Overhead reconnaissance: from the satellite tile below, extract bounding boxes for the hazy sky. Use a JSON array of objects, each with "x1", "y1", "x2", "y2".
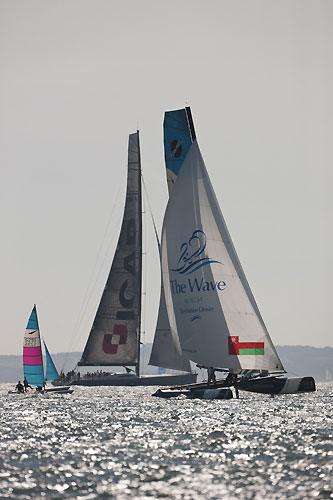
[{"x1": 1, "y1": 0, "x2": 332, "y2": 356}]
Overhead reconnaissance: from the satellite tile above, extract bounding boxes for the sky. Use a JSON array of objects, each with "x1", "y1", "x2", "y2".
[{"x1": 0, "y1": 0, "x2": 332, "y2": 356}]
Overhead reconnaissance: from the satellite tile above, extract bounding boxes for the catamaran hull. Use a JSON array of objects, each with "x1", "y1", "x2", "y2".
[
  {"x1": 45, "y1": 386, "x2": 74, "y2": 394},
  {"x1": 151, "y1": 375, "x2": 316, "y2": 399},
  {"x1": 152, "y1": 387, "x2": 233, "y2": 399},
  {"x1": 238, "y1": 376, "x2": 316, "y2": 395},
  {"x1": 69, "y1": 373, "x2": 197, "y2": 387}
]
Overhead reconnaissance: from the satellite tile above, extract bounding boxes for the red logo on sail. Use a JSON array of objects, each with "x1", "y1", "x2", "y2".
[
  {"x1": 102, "y1": 325, "x2": 128, "y2": 354},
  {"x1": 228, "y1": 336, "x2": 264, "y2": 355}
]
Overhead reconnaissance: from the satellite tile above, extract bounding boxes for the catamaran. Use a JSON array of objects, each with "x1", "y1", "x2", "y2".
[
  {"x1": 23, "y1": 305, "x2": 73, "y2": 394},
  {"x1": 152, "y1": 107, "x2": 316, "y2": 399},
  {"x1": 66, "y1": 132, "x2": 196, "y2": 386}
]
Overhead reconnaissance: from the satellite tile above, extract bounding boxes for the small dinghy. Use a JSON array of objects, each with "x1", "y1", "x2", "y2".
[{"x1": 21, "y1": 305, "x2": 73, "y2": 395}]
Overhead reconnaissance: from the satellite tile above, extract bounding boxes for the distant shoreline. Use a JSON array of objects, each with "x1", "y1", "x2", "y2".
[{"x1": 1, "y1": 345, "x2": 332, "y2": 383}]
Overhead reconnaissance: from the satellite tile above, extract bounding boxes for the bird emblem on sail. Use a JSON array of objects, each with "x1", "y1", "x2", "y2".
[
  {"x1": 228, "y1": 336, "x2": 264, "y2": 355},
  {"x1": 171, "y1": 230, "x2": 222, "y2": 276}
]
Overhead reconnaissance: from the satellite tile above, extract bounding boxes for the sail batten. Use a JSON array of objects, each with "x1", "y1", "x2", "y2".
[{"x1": 79, "y1": 132, "x2": 142, "y2": 368}]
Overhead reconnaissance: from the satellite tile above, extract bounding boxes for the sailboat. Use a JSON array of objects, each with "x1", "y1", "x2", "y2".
[
  {"x1": 153, "y1": 107, "x2": 316, "y2": 399},
  {"x1": 23, "y1": 305, "x2": 73, "y2": 394},
  {"x1": 69, "y1": 131, "x2": 196, "y2": 386}
]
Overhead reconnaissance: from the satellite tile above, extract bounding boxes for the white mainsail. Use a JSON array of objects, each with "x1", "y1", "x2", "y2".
[{"x1": 161, "y1": 140, "x2": 283, "y2": 372}]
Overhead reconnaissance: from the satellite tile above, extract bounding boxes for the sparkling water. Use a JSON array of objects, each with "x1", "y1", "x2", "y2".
[{"x1": 0, "y1": 383, "x2": 332, "y2": 499}]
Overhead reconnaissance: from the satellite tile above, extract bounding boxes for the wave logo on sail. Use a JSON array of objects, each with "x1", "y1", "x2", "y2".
[{"x1": 171, "y1": 230, "x2": 222, "y2": 276}]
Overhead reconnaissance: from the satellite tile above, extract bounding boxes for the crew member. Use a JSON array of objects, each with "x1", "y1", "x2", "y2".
[
  {"x1": 23, "y1": 378, "x2": 32, "y2": 392},
  {"x1": 207, "y1": 367, "x2": 217, "y2": 386},
  {"x1": 15, "y1": 381, "x2": 24, "y2": 393}
]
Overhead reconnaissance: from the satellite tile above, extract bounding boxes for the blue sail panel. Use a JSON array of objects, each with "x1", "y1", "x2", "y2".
[
  {"x1": 164, "y1": 108, "x2": 193, "y2": 177},
  {"x1": 163, "y1": 108, "x2": 195, "y2": 196},
  {"x1": 44, "y1": 341, "x2": 59, "y2": 381},
  {"x1": 24, "y1": 364, "x2": 45, "y2": 386},
  {"x1": 26, "y1": 306, "x2": 39, "y2": 330}
]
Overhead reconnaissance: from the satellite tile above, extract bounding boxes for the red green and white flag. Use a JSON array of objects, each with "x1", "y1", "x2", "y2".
[{"x1": 228, "y1": 336, "x2": 264, "y2": 355}]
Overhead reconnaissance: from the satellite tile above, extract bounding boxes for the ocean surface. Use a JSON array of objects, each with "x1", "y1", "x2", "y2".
[{"x1": 0, "y1": 383, "x2": 332, "y2": 500}]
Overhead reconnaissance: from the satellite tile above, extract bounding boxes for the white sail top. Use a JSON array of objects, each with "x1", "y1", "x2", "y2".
[{"x1": 161, "y1": 141, "x2": 283, "y2": 371}]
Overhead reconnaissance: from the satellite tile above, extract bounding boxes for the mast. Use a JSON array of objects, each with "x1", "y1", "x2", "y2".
[
  {"x1": 185, "y1": 106, "x2": 196, "y2": 142},
  {"x1": 136, "y1": 130, "x2": 142, "y2": 377}
]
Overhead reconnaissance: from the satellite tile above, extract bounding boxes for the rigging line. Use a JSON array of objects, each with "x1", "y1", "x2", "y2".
[
  {"x1": 142, "y1": 175, "x2": 161, "y2": 250},
  {"x1": 61, "y1": 169, "x2": 127, "y2": 371},
  {"x1": 141, "y1": 174, "x2": 162, "y2": 373},
  {"x1": 140, "y1": 189, "x2": 147, "y2": 373}
]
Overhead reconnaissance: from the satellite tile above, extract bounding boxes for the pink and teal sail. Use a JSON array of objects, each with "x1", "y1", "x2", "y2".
[
  {"x1": 23, "y1": 305, "x2": 60, "y2": 386},
  {"x1": 23, "y1": 305, "x2": 44, "y2": 387}
]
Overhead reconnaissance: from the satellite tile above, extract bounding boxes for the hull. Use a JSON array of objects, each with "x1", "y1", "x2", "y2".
[
  {"x1": 238, "y1": 376, "x2": 316, "y2": 395},
  {"x1": 69, "y1": 372, "x2": 197, "y2": 387},
  {"x1": 153, "y1": 387, "x2": 233, "y2": 400},
  {"x1": 45, "y1": 386, "x2": 74, "y2": 394},
  {"x1": 151, "y1": 375, "x2": 316, "y2": 399},
  {"x1": 8, "y1": 387, "x2": 73, "y2": 395}
]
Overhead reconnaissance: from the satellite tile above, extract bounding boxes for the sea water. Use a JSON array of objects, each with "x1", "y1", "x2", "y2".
[{"x1": 0, "y1": 383, "x2": 332, "y2": 500}]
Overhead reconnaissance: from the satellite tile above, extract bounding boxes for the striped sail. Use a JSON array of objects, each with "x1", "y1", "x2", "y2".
[
  {"x1": 79, "y1": 132, "x2": 142, "y2": 369},
  {"x1": 23, "y1": 305, "x2": 44, "y2": 387},
  {"x1": 161, "y1": 140, "x2": 283, "y2": 372},
  {"x1": 44, "y1": 341, "x2": 59, "y2": 381}
]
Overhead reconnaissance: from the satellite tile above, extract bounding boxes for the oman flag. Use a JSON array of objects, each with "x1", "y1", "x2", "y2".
[{"x1": 228, "y1": 336, "x2": 264, "y2": 355}]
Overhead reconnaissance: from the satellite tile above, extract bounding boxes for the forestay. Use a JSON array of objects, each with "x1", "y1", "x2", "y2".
[{"x1": 161, "y1": 141, "x2": 283, "y2": 371}]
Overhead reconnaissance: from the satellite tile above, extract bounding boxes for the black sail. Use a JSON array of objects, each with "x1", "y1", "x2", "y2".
[{"x1": 79, "y1": 132, "x2": 142, "y2": 369}]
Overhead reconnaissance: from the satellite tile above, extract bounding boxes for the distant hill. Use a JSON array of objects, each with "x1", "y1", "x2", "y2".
[
  {"x1": 0, "y1": 345, "x2": 332, "y2": 383},
  {"x1": 275, "y1": 345, "x2": 333, "y2": 382}
]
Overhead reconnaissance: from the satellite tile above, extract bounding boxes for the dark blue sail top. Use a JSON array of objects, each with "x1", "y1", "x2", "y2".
[{"x1": 163, "y1": 107, "x2": 195, "y2": 182}]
